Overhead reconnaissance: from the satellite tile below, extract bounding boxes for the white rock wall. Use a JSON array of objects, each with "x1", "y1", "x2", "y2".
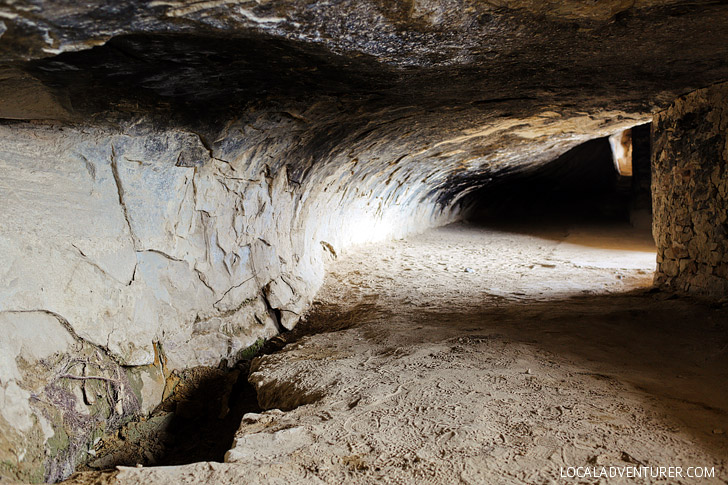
[
  {"x1": 0, "y1": 117, "x2": 458, "y2": 481},
  {"x1": 0, "y1": 102, "x2": 647, "y2": 481}
]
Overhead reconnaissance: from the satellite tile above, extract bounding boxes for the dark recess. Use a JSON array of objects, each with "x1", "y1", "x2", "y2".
[
  {"x1": 462, "y1": 128, "x2": 652, "y2": 225},
  {"x1": 78, "y1": 361, "x2": 261, "y2": 470},
  {"x1": 77, "y1": 303, "x2": 357, "y2": 471}
]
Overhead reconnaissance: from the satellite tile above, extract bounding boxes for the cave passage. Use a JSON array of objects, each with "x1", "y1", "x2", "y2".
[
  {"x1": 72, "y1": 195, "x2": 727, "y2": 484},
  {"x1": 221, "y1": 220, "x2": 726, "y2": 484},
  {"x1": 76, "y1": 132, "x2": 666, "y2": 476},
  {"x1": 2, "y1": 3, "x2": 728, "y2": 484}
]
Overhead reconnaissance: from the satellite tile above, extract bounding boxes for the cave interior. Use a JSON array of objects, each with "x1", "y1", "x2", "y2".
[{"x1": 0, "y1": 1, "x2": 727, "y2": 483}]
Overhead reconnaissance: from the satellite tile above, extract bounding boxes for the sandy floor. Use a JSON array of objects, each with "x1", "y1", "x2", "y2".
[{"x1": 66, "y1": 221, "x2": 728, "y2": 484}]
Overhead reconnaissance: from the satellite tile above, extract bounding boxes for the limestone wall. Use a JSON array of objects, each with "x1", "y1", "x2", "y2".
[
  {"x1": 652, "y1": 82, "x2": 728, "y2": 298},
  {"x1": 0, "y1": 98, "x2": 646, "y2": 481},
  {"x1": 0, "y1": 114, "x2": 452, "y2": 481}
]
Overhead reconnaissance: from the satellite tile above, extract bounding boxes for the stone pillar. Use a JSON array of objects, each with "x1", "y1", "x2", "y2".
[{"x1": 652, "y1": 82, "x2": 728, "y2": 298}]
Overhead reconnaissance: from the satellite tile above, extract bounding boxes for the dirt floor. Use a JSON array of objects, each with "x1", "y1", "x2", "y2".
[{"x1": 64, "y1": 221, "x2": 728, "y2": 484}]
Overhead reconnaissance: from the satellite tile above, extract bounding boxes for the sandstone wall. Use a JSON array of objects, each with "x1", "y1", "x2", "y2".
[
  {"x1": 652, "y1": 82, "x2": 728, "y2": 298},
  {"x1": 0, "y1": 113, "x2": 450, "y2": 481},
  {"x1": 0, "y1": 101, "x2": 647, "y2": 481}
]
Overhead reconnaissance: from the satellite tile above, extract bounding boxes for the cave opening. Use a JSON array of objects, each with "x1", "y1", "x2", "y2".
[
  {"x1": 1, "y1": 3, "x2": 728, "y2": 484},
  {"x1": 464, "y1": 124, "x2": 653, "y2": 228},
  {"x1": 456, "y1": 123, "x2": 658, "y2": 298}
]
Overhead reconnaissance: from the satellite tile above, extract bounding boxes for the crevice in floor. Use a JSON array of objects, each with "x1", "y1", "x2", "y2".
[
  {"x1": 73, "y1": 301, "x2": 370, "y2": 472},
  {"x1": 77, "y1": 361, "x2": 260, "y2": 470}
]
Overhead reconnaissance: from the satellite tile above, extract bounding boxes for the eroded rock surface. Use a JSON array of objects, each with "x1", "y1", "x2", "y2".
[
  {"x1": 1, "y1": 1, "x2": 728, "y2": 481},
  {"x1": 61, "y1": 223, "x2": 728, "y2": 484},
  {"x1": 652, "y1": 81, "x2": 728, "y2": 298},
  {"x1": 0, "y1": 98, "x2": 645, "y2": 483}
]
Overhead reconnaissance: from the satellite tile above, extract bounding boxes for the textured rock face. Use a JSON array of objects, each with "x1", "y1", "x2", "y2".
[
  {"x1": 3, "y1": 0, "x2": 728, "y2": 121},
  {"x1": 652, "y1": 82, "x2": 728, "y2": 298},
  {"x1": 0, "y1": 103, "x2": 644, "y2": 482},
  {"x1": 1, "y1": 1, "x2": 728, "y2": 482}
]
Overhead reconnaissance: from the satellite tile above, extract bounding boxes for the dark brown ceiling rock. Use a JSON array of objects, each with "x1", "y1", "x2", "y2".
[{"x1": 1, "y1": 0, "x2": 728, "y2": 120}]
